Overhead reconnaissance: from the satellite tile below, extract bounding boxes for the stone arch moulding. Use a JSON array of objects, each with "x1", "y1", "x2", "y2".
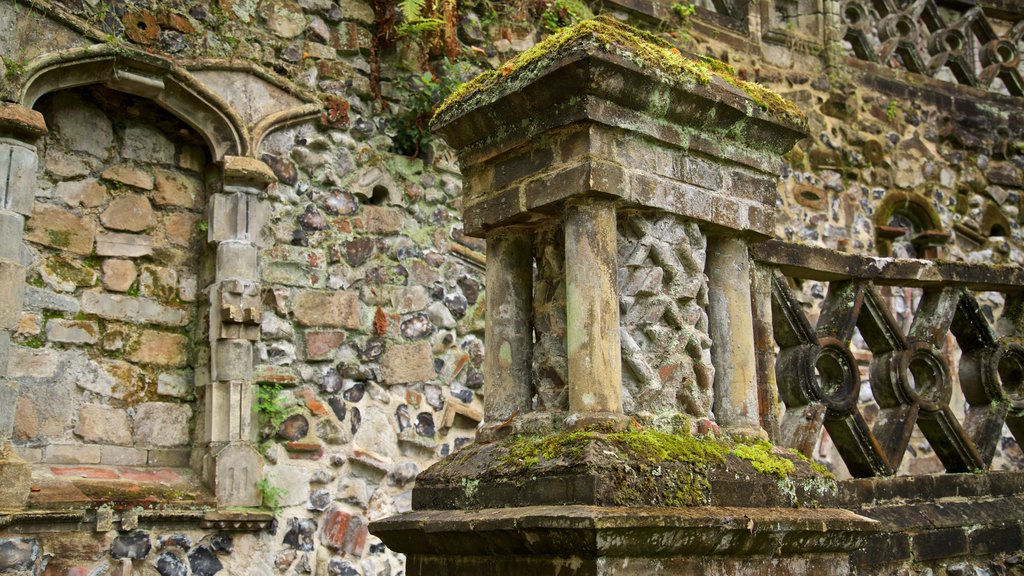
[
  {"x1": 17, "y1": 44, "x2": 249, "y2": 161},
  {"x1": 874, "y1": 190, "x2": 949, "y2": 258}
]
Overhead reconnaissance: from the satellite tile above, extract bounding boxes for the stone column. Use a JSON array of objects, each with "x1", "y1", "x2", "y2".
[
  {"x1": 204, "y1": 155, "x2": 273, "y2": 507},
  {"x1": 751, "y1": 261, "x2": 781, "y2": 441},
  {"x1": 564, "y1": 199, "x2": 626, "y2": 429},
  {"x1": 0, "y1": 103, "x2": 46, "y2": 508},
  {"x1": 707, "y1": 235, "x2": 767, "y2": 438},
  {"x1": 481, "y1": 227, "x2": 533, "y2": 434}
]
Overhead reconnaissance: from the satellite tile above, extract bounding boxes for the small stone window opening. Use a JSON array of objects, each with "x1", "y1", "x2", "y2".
[{"x1": 874, "y1": 192, "x2": 949, "y2": 259}]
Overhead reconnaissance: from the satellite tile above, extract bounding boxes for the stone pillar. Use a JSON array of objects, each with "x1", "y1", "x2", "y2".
[
  {"x1": 481, "y1": 228, "x2": 533, "y2": 433},
  {"x1": 708, "y1": 235, "x2": 767, "y2": 438},
  {"x1": 374, "y1": 18, "x2": 874, "y2": 576},
  {"x1": 564, "y1": 199, "x2": 626, "y2": 429},
  {"x1": 751, "y1": 261, "x2": 782, "y2": 441},
  {"x1": 204, "y1": 155, "x2": 273, "y2": 507},
  {"x1": 0, "y1": 103, "x2": 46, "y2": 509}
]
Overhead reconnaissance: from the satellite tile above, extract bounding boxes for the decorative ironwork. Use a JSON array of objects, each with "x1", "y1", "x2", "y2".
[
  {"x1": 757, "y1": 240, "x2": 1024, "y2": 477},
  {"x1": 841, "y1": 0, "x2": 1024, "y2": 95}
]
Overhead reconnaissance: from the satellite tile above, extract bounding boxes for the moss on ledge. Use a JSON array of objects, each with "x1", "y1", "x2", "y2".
[
  {"x1": 432, "y1": 15, "x2": 805, "y2": 129},
  {"x1": 418, "y1": 430, "x2": 835, "y2": 510}
]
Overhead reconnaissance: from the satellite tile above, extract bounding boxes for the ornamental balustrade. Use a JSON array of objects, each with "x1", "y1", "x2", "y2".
[{"x1": 755, "y1": 240, "x2": 1024, "y2": 477}]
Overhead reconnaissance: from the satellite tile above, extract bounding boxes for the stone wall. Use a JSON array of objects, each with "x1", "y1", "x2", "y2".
[{"x1": 0, "y1": 0, "x2": 1022, "y2": 575}]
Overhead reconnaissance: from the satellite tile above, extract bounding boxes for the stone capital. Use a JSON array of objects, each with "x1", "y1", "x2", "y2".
[{"x1": 0, "y1": 103, "x2": 47, "y2": 140}]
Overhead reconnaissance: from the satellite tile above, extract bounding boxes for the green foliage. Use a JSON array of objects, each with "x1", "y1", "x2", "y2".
[
  {"x1": 396, "y1": 0, "x2": 450, "y2": 37},
  {"x1": 887, "y1": 99, "x2": 898, "y2": 123},
  {"x1": 196, "y1": 220, "x2": 209, "y2": 233},
  {"x1": 21, "y1": 335, "x2": 45, "y2": 349},
  {"x1": 392, "y1": 58, "x2": 478, "y2": 157},
  {"x1": 2, "y1": 57, "x2": 25, "y2": 80},
  {"x1": 255, "y1": 477, "x2": 287, "y2": 514},
  {"x1": 540, "y1": 0, "x2": 593, "y2": 32},
  {"x1": 672, "y1": 2, "x2": 697, "y2": 19},
  {"x1": 255, "y1": 383, "x2": 289, "y2": 428}
]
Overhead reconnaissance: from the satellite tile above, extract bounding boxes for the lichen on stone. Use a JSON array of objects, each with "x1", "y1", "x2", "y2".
[{"x1": 431, "y1": 15, "x2": 806, "y2": 128}]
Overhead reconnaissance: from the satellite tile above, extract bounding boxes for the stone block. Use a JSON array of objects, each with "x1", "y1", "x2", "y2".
[
  {"x1": 122, "y1": 123, "x2": 175, "y2": 164},
  {"x1": 102, "y1": 259, "x2": 137, "y2": 292},
  {"x1": 74, "y1": 404, "x2": 132, "y2": 445},
  {"x1": 45, "y1": 91, "x2": 114, "y2": 159},
  {"x1": 157, "y1": 372, "x2": 192, "y2": 398},
  {"x1": 0, "y1": 330, "x2": 9, "y2": 376},
  {"x1": 303, "y1": 330, "x2": 346, "y2": 360},
  {"x1": 216, "y1": 242, "x2": 258, "y2": 281},
  {"x1": 56, "y1": 178, "x2": 108, "y2": 208},
  {"x1": 126, "y1": 330, "x2": 189, "y2": 367},
  {"x1": 0, "y1": 261, "x2": 26, "y2": 330},
  {"x1": 209, "y1": 193, "x2": 264, "y2": 242},
  {"x1": 381, "y1": 342, "x2": 435, "y2": 385},
  {"x1": 148, "y1": 448, "x2": 190, "y2": 467},
  {"x1": 0, "y1": 142, "x2": 39, "y2": 216},
  {"x1": 81, "y1": 292, "x2": 188, "y2": 326},
  {"x1": 292, "y1": 290, "x2": 360, "y2": 328},
  {"x1": 212, "y1": 443, "x2": 263, "y2": 507},
  {"x1": 23, "y1": 286, "x2": 80, "y2": 313},
  {"x1": 46, "y1": 319, "x2": 99, "y2": 344},
  {"x1": 24, "y1": 204, "x2": 95, "y2": 255},
  {"x1": 7, "y1": 346, "x2": 59, "y2": 378},
  {"x1": 391, "y1": 285, "x2": 428, "y2": 314},
  {"x1": 132, "y1": 402, "x2": 192, "y2": 447},
  {"x1": 0, "y1": 211, "x2": 24, "y2": 262},
  {"x1": 95, "y1": 232, "x2": 153, "y2": 257},
  {"x1": 99, "y1": 445, "x2": 148, "y2": 466},
  {"x1": 101, "y1": 164, "x2": 154, "y2": 190},
  {"x1": 45, "y1": 443, "x2": 101, "y2": 464},
  {"x1": 321, "y1": 507, "x2": 368, "y2": 555},
  {"x1": 100, "y1": 194, "x2": 154, "y2": 232},
  {"x1": 153, "y1": 169, "x2": 199, "y2": 208},
  {"x1": 0, "y1": 450, "x2": 31, "y2": 506},
  {"x1": 214, "y1": 339, "x2": 253, "y2": 382},
  {"x1": 40, "y1": 255, "x2": 98, "y2": 291},
  {"x1": 260, "y1": 245, "x2": 327, "y2": 288},
  {"x1": 362, "y1": 206, "x2": 405, "y2": 233},
  {"x1": 0, "y1": 379, "x2": 15, "y2": 438},
  {"x1": 165, "y1": 213, "x2": 196, "y2": 248}
]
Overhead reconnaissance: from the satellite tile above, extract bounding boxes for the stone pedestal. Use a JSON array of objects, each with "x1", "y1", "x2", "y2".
[{"x1": 372, "y1": 17, "x2": 876, "y2": 574}]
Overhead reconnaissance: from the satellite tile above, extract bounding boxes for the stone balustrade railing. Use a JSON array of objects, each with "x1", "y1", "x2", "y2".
[{"x1": 753, "y1": 239, "x2": 1024, "y2": 477}]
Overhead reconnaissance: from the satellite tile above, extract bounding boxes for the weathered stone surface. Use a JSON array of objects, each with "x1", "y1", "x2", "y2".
[
  {"x1": 101, "y1": 165, "x2": 155, "y2": 190},
  {"x1": 102, "y1": 259, "x2": 137, "y2": 292},
  {"x1": 56, "y1": 178, "x2": 108, "y2": 208},
  {"x1": 362, "y1": 206, "x2": 405, "y2": 233},
  {"x1": 157, "y1": 372, "x2": 191, "y2": 398},
  {"x1": 81, "y1": 292, "x2": 188, "y2": 326},
  {"x1": 292, "y1": 290, "x2": 360, "y2": 328},
  {"x1": 44, "y1": 92, "x2": 114, "y2": 160},
  {"x1": 282, "y1": 517, "x2": 317, "y2": 551},
  {"x1": 153, "y1": 169, "x2": 199, "y2": 208},
  {"x1": 0, "y1": 261, "x2": 26, "y2": 330},
  {"x1": 132, "y1": 402, "x2": 192, "y2": 447},
  {"x1": 278, "y1": 414, "x2": 309, "y2": 441},
  {"x1": 74, "y1": 404, "x2": 131, "y2": 445},
  {"x1": 164, "y1": 212, "x2": 196, "y2": 246},
  {"x1": 0, "y1": 453, "x2": 31, "y2": 508},
  {"x1": 47, "y1": 319, "x2": 99, "y2": 344},
  {"x1": 7, "y1": 346, "x2": 59, "y2": 378},
  {"x1": 24, "y1": 204, "x2": 95, "y2": 255},
  {"x1": 95, "y1": 232, "x2": 154, "y2": 257},
  {"x1": 40, "y1": 255, "x2": 98, "y2": 291},
  {"x1": 156, "y1": 551, "x2": 188, "y2": 576},
  {"x1": 304, "y1": 330, "x2": 345, "y2": 360},
  {"x1": 100, "y1": 194, "x2": 154, "y2": 232},
  {"x1": 126, "y1": 330, "x2": 189, "y2": 367},
  {"x1": 381, "y1": 342, "x2": 435, "y2": 385},
  {"x1": 0, "y1": 537, "x2": 38, "y2": 572},
  {"x1": 110, "y1": 532, "x2": 151, "y2": 560},
  {"x1": 322, "y1": 507, "x2": 368, "y2": 555},
  {"x1": 44, "y1": 443, "x2": 101, "y2": 464},
  {"x1": 188, "y1": 545, "x2": 223, "y2": 576},
  {"x1": 122, "y1": 123, "x2": 175, "y2": 164}
]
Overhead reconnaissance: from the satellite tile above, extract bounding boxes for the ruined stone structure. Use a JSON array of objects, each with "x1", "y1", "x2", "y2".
[{"x1": 0, "y1": 0, "x2": 1022, "y2": 574}]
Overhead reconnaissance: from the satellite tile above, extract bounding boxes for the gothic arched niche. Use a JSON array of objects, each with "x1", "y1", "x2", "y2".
[{"x1": 874, "y1": 191, "x2": 948, "y2": 259}]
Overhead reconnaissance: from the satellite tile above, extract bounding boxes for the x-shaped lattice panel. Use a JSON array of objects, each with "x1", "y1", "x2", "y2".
[
  {"x1": 841, "y1": 0, "x2": 1024, "y2": 96},
  {"x1": 772, "y1": 273, "x2": 1024, "y2": 477}
]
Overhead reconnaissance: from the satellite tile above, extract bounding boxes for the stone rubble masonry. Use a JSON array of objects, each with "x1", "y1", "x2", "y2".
[
  {"x1": 95, "y1": 232, "x2": 154, "y2": 258},
  {"x1": 132, "y1": 403, "x2": 192, "y2": 448},
  {"x1": 381, "y1": 342, "x2": 435, "y2": 385},
  {"x1": 74, "y1": 404, "x2": 132, "y2": 446},
  {"x1": 81, "y1": 291, "x2": 188, "y2": 326},
  {"x1": 100, "y1": 194, "x2": 155, "y2": 232},
  {"x1": 24, "y1": 204, "x2": 96, "y2": 255}
]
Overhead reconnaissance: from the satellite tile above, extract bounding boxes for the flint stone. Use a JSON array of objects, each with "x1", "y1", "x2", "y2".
[
  {"x1": 0, "y1": 538, "x2": 38, "y2": 572},
  {"x1": 156, "y1": 551, "x2": 188, "y2": 576},
  {"x1": 188, "y1": 545, "x2": 223, "y2": 576},
  {"x1": 283, "y1": 517, "x2": 317, "y2": 551},
  {"x1": 110, "y1": 531, "x2": 151, "y2": 560}
]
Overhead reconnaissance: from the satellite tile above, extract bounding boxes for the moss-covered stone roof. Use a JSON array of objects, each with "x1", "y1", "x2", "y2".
[{"x1": 432, "y1": 15, "x2": 806, "y2": 129}]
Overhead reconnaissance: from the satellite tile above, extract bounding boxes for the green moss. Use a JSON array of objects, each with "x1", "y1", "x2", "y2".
[
  {"x1": 46, "y1": 230, "x2": 72, "y2": 249},
  {"x1": 21, "y1": 335, "x2": 45, "y2": 349},
  {"x1": 432, "y1": 16, "x2": 805, "y2": 127},
  {"x1": 731, "y1": 440, "x2": 795, "y2": 478}
]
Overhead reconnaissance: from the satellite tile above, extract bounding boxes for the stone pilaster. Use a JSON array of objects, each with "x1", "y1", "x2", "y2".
[
  {"x1": 203, "y1": 155, "x2": 274, "y2": 507},
  {"x1": 0, "y1": 103, "x2": 46, "y2": 509}
]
